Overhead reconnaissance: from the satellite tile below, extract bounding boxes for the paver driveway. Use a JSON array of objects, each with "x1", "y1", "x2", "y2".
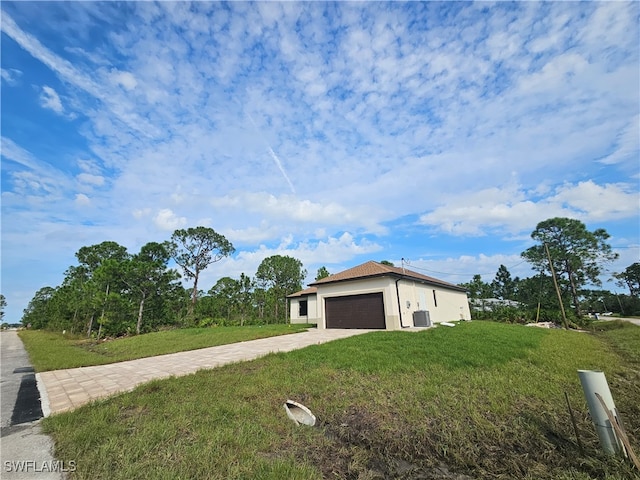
[{"x1": 37, "y1": 328, "x2": 373, "y2": 416}]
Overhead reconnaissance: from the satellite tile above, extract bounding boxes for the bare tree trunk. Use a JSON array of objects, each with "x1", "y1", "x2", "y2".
[
  {"x1": 567, "y1": 269, "x2": 582, "y2": 317},
  {"x1": 136, "y1": 292, "x2": 146, "y2": 335},
  {"x1": 189, "y1": 273, "x2": 199, "y2": 317},
  {"x1": 545, "y1": 243, "x2": 569, "y2": 330},
  {"x1": 71, "y1": 308, "x2": 78, "y2": 334},
  {"x1": 87, "y1": 314, "x2": 94, "y2": 338},
  {"x1": 274, "y1": 298, "x2": 278, "y2": 324},
  {"x1": 98, "y1": 284, "x2": 109, "y2": 340}
]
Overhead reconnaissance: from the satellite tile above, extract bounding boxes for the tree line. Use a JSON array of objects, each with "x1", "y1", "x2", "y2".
[
  {"x1": 20, "y1": 227, "x2": 310, "y2": 337},
  {"x1": 13, "y1": 217, "x2": 639, "y2": 335},
  {"x1": 459, "y1": 218, "x2": 639, "y2": 324}
]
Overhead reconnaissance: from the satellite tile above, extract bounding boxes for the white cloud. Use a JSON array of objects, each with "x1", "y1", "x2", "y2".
[
  {"x1": 578, "y1": 2, "x2": 638, "y2": 54},
  {"x1": 39, "y1": 85, "x2": 64, "y2": 114},
  {"x1": 553, "y1": 181, "x2": 638, "y2": 220},
  {"x1": 74, "y1": 193, "x2": 91, "y2": 206},
  {"x1": 599, "y1": 115, "x2": 640, "y2": 166},
  {"x1": 1, "y1": 67, "x2": 22, "y2": 85},
  {"x1": 404, "y1": 254, "x2": 529, "y2": 284},
  {"x1": 1, "y1": 137, "x2": 71, "y2": 193},
  {"x1": 198, "y1": 231, "x2": 382, "y2": 289},
  {"x1": 517, "y1": 52, "x2": 589, "y2": 95},
  {"x1": 211, "y1": 192, "x2": 386, "y2": 234},
  {"x1": 222, "y1": 223, "x2": 283, "y2": 244},
  {"x1": 1, "y1": 11, "x2": 158, "y2": 137},
  {"x1": 292, "y1": 232, "x2": 382, "y2": 265},
  {"x1": 132, "y1": 208, "x2": 151, "y2": 219},
  {"x1": 153, "y1": 208, "x2": 186, "y2": 231},
  {"x1": 64, "y1": 46, "x2": 109, "y2": 66},
  {"x1": 1, "y1": 136, "x2": 40, "y2": 170},
  {"x1": 77, "y1": 158, "x2": 103, "y2": 174},
  {"x1": 111, "y1": 69, "x2": 137, "y2": 90},
  {"x1": 419, "y1": 181, "x2": 638, "y2": 236},
  {"x1": 76, "y1": 172, "x2": 105, "y2": 186}
]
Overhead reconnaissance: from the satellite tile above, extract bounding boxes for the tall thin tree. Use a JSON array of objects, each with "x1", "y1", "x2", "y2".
[{"x1": 169, "y1": 227, "x2": 235, "y2": 317}]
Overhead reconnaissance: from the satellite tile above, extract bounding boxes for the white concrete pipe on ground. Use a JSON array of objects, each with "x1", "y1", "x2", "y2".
[{"x1": 577, "y1": 370, "x2": 623, "y2": 455}]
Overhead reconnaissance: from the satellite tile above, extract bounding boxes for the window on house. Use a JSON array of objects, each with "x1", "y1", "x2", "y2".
[
  {"x1": 432, "y1": 290, "x2": 438, "y2": 307},
  {"x1": 299, "y1": 300, "x2": 308, "y2": 317}
]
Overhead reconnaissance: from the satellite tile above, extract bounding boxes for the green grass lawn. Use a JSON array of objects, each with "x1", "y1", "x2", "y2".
[
  {"x1": 19, "y1": 324, "x2": 310, "y2": 371},
  {"x1": 42, "y1": 321, "x2": 640, "y2": 479}
]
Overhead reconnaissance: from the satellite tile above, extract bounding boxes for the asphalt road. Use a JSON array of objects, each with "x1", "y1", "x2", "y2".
[{"x1": 1, "y1": 330, "x2": 67, "y2": 479}]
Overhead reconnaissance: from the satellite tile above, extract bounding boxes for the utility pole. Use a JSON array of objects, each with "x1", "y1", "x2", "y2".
[{"x1": 545, "y1": 242, "x2": 569, "y2": 330}]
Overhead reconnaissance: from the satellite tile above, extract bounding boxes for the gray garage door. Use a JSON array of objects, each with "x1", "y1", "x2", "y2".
[{"x1": 325, "y1": 293, "x2": 386, "y2": 329}]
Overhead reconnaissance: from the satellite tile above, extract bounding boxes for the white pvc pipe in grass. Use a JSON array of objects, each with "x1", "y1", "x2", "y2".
[{"x1": 577, "y1": 370, "x2": 622, "y2": 455}]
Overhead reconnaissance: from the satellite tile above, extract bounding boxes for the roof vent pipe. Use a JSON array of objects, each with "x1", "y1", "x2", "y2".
[{"x1": 577, "y1": 370, "x2": 624, "y2": 455}]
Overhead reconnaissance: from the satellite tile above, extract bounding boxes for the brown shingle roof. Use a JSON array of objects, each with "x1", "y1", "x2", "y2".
[
  {"x1": 286, "y1": 286, "x2": 318, "y2": 298},
  {"x1": 308, "y1": 261, "x2": 465, "y2": 292}
]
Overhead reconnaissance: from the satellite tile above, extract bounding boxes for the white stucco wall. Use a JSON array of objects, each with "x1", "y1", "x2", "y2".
[
  {"x1": 289, "y1": 295, "x2": 319, "y2": 324},
  {"x1": 396, "y1": 280, "x2": 471, "y2": 325}
]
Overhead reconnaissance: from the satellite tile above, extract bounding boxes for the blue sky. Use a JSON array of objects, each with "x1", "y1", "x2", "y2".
[{"x1": 1, "y1": 1, "x2": 638, "y2": 323}]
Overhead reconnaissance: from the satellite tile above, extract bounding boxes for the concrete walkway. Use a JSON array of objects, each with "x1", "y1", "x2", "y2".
[{"x1": 38, "y1": 328, "x2": 373, "y2": 416}]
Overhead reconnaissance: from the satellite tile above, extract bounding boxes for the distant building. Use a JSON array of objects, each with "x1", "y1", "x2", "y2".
[{"x1": 469, "y1": 298, "x2": 522, "y2": 312}]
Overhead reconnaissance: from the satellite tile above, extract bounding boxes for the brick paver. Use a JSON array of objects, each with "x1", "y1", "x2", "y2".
[{"x1": 37, "y1": 328, "x2": 373, "y2": 416}]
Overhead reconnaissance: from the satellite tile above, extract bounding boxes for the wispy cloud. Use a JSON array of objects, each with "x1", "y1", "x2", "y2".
[
  {"x1": 1, "y1": 136, "x2": 42, "y2": 170},
  {"x1": 1, "y1": 10, "x2": 158, "y2": 138},
  {"x1": 74, "y1": 193, "x2": 91, "y2": 207},
  {"x1": 210, "y1": 192, "x2": 386, "y2": 235},
  {"x1": 1, "y1": 67, "x2": 22, "y2": 85},
  {"x1": 1, "y1": 12, "x2": 101, "y2": 96},
  {"x1": 110, "y1": 69, "x2": 137, "y2": 91},
  {"x1": 599, "y1": 115, "x2": 640, "y2": 166},
  {"x1": 419, "y1": 181, "x2": 638, "y2": 236},
  {"x1": 267, "y1": 147, "x2": 296, "y2": 195},
  {"x1": 1, "y1": 137, "x2": 70, "y2": 193},
  {"x1": 246, "y1": 112, "x2": 296, "y2": 194},
  {"x1": 210, "y1": 231, "x2": 382, "y2": 286},
  {"x1": 39, "y1": 85, "x2": 64, "y2": 114},
  {"x1": 76, "y1": 173, "x2": 105, "y2": 187}
]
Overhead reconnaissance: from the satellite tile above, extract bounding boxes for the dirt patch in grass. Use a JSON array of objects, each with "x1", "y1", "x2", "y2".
[
  {"x1": 297, "y1": 406, "x2": 474, "y2": 480},
  {"x1": 291, "y1": 394, "x2": 640, "y2": 480}
]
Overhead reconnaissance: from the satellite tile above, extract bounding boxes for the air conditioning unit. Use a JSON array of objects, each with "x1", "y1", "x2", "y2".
[{"x1": 413, "y1": 310, "x2": 431, "y2": 327}]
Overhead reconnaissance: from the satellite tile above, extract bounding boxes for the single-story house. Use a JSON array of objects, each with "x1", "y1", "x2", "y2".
[{"x1": 288, "y1": 261, "x2": 471, "y2": 330}]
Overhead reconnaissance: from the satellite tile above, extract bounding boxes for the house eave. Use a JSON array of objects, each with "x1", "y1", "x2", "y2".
[{"x1": 309, "y1": 272, "x2": 467, "y2": 293}]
